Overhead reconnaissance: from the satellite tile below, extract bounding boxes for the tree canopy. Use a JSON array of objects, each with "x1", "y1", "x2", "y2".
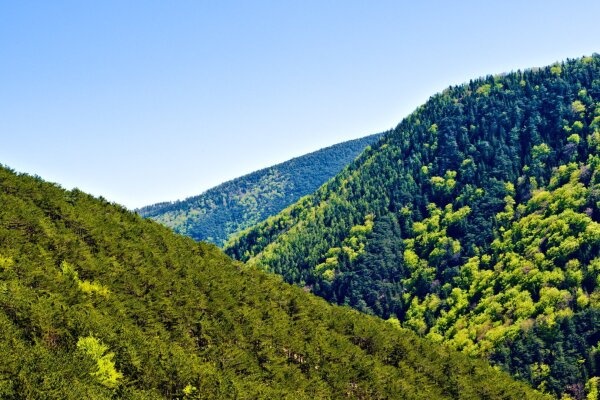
[
  {"x1": 225, "y1": 54, "x2": 600, "y2": 399},
  {"x1": 0, "y1": 165, "x2": 543, "y2": 398}
]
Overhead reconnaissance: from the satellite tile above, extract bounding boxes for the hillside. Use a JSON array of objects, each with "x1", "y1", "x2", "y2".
[
  {"x1": 137, "y1": 134, "x2": 381, "y2": 246},
  {"x1": 225, "y1": 55, "x2": 600, "y2": 398},
  {"x1": 0, "y1": 165, "x2": 544, "y2": 399}
]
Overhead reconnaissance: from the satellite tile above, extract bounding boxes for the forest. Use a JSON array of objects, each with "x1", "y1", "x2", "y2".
[
  {"x1": 225, "y1": 55, "x2": 600, "y2": 399},
  {"x1": 137, "y1": 133, "x2": 381, "y2": 246},
  {"x1": 0, "y1": 165, "x2": 543, "y2": 398}
]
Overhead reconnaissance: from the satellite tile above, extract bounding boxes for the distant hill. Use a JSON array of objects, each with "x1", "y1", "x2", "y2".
[
  {"x1": 225, "y1": 55, "x2": 600, "y2": 398},
  {"x1": 137, "y1": 134, "x2": 382, "y2": 246},
  {"x1": 0, "y1": 164, "x2": 545, "y2": 399}
]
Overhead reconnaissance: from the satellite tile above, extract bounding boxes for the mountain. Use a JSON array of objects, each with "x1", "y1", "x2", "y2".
[
  {"x1": 225, "y1": 55, "x2": 600, "y2": 398},
  {"x1": 137, "y1": 134, "x2": 382, "y2": 246},
  {"x1": 0, "y1": 165, "x2": 544, "y2": 399}
]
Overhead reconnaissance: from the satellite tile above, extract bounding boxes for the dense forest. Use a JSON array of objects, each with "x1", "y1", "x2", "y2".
[
  {"x1": 0, "y1": 165, "x2": 544, "y2": 399},
  {"x1": 225, "y1": 55, "x2": 600, "y2": 399},
  {"x1": 137, "y1": 134, "x2": 381, "y2": 246}
]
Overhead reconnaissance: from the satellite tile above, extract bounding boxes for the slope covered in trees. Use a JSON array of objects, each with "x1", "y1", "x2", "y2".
[
  {"x1": 225, "y1": 55, "x2": 600, "y2": 398},
  {"x1": 137, "y1": 134, "x2": 381, "y2": 246},
  {"x1": 0, "y1": 165, "x2": 543, "y2": 399}
]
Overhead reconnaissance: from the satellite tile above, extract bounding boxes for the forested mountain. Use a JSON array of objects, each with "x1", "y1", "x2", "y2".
[
  {"x1": 0, "y1": 165, "x2": 544, "y2": 399},
  {"x1": 225, "y1": 55, "x2": 600, "y2": 399},
  {"x1": 137, "y1": 134, "x2": 381, "y2": 246}
]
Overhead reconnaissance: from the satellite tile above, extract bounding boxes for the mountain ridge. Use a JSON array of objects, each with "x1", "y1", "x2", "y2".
[{"x1": 137, "y1": 133, "x2": 382, "y2": 246}]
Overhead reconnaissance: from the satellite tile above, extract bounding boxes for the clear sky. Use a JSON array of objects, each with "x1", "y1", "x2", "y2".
[{"x1": 1, "y1": 1, "x2": 599, "y2": 208}]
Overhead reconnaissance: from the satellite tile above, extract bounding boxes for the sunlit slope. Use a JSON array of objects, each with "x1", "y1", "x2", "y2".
[
  {"x1": 0, "y1": 165, "x2": 544, "y2": 399},
  {"x1": 225, "y1": 54, "x2": 600, "y2": 398}
]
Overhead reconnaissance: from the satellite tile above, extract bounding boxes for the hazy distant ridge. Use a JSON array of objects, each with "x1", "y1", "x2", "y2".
[{"x1": 137, "y1": 133, "x2": 382, "y2": 245}]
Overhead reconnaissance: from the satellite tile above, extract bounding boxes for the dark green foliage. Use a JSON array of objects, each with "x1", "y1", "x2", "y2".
[
  {"x1": 324, "y1": 213, "x2": 407, "y2": 318},
  {"x1": 490, "y1": 309, "x2": 600, "y2": 396},
  {"x1": 0, "y1": 166, "x2": 543, "y2": 398},
  {"x1": 225, "y1": 54, "x2": 600, "y2": 397},
  {"x1": 137, "y1": 134, "x2": 381, "y2": 246}
]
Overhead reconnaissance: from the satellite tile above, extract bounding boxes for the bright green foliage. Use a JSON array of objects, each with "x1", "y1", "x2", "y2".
[
  {"x1": 423, "y1": 163, "x2": 600, "y2": 361},
  {"x1": 62, "y1": 261, "x2": 110, "y2": 297},
  {"x1": 476, "y1": 83, "x2": 492, "y2": 96},
  {"x1": 315, "y1": 213, "x2": 374, "y2": 280},
  {"x1": 586, "y1": 377, "x2": 599, "y2": 400},
  {"x1": 182, "y1": 384, "x2": 197, "y2": 397},
  {"x1": 430, "y1": 170, "x2": 457, "y2": 198},
  {"x1": 551, "y1": 64, "x2": 562, "y2": 76},
  {"x1": 0, "y1": 166, "x2": 543, "y2": 399},
  {"x1": 137, "y1": 134, "x2": 381, "y2": 246},
  {"x1": 0, "y1": 256, "x2": 13, "y2": 270},
  {"x1": 573, "y1": 100, "x2": 587, "y2": 114},
  {"x1": 568, "y1": 133, "x2": 581, "y2": 144},
  {"x1": 77, "y1": 336, "x2": 123, "y2": 388},
  {"x1": 225, "y1": 54, "x2": 600, "y2": 398}
]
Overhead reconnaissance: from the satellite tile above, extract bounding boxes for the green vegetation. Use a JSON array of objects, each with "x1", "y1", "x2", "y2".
[
  {"x1": 225, "y1": 54, "x2": 600, "y2": 398},
  {"x1": 0, "y1": 165, "x2": 542, "y2": 398},
  {"x1": 137, "y1": 134, "x2": 381, "y2": 246}
]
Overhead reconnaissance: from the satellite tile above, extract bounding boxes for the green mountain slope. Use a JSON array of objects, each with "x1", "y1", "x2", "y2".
[
  {"x1": 0, "y1": 165, "x2": 543, "y2": 399},
  {"x1": 137, "y1": 134, "x2": 381, "y2": 246},
  {"x1": 225, "y1": 55, "x2": 600, "y2": 398}
]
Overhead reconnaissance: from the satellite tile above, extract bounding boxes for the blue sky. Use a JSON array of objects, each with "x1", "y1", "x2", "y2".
[{"x1": 1, "y1": 1, "x2": 599, "y2": 208}]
